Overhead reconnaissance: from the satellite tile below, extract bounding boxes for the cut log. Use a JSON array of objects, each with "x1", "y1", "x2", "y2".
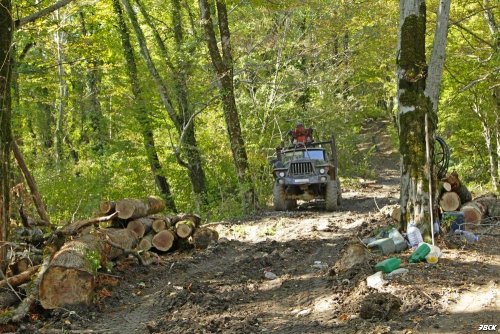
[
  {"x1": 0, "y1": 265, "x2": 40, "y2": 289},
  {"x1": 136, "y1": 234, "x2": 153, "y2": 252},
  {"x1": 127, "y1": 218, "x2": 153, "y2": 238},
  {"x1": 115, "y1": 196, "x2": 165, "y2": 220},
  {"x1": 474, "y1": 196, "x2": 499, "y2": 216},
  {"x1": 192, "y1": 228, "x2": 219, "y2": 249},
  {"x1": 152, "y1": 219, "x2": 166, "y2": 232},
  {"x1": 175, "y1": 220, "x2": 196, "y2": 239},
  {"x1": 439, "y1": 192, "x2": 461, "y2": 212},
  {"x1": 152, "y1": 230, "x2": 176, "y2": 252},
  {"x1": 455, "y1": 184, "x2": 472, "y2": 204},
  {"x1": 461, "y1": 201, "x2": 487, "y2": 224},
  {"x1": 39, "y1": 229, "x2": 138, "y2": 309},
  {"x1": 99, "y1": 200, "x2": 116, "y2": 215},
  {"x1": 442, "y1": 182, "x2": 452, "y2": 192},
  {"x1": 12, "y1": 140, "x2": 51, "y2": 226},
  {"x1": 174, "y1": 213, "x2": 201, "y2": 227}
]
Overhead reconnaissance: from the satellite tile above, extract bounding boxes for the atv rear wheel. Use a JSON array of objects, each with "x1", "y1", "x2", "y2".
[{"x1": 325, "y1": 180, "x2": 338, "y2": 211}]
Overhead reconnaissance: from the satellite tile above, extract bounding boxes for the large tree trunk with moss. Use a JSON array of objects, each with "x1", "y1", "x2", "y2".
[
  {"x1": 199, "y1": 0, "x2": 256, "y2": 209},
  {"x1": 398, "y1": 0, "x2": 450, "y2": 239},
  {"x1": 112, "y1": 0, "x2": 177, "y2": 212},
  {"x1": 0, "y1": 0, "x2": 13, "y2": 271},
  {"x1": 397, "y1": 0, "x2": 433, "y2": 237}
]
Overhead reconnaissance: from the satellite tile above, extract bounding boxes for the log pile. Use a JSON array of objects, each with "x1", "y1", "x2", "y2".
[
  {"x1": 460, "y1": 195, "x2": 500, "y2": 224},
  {"x1": 439, "y1": 172, "x2": 500, "y2": 224},
  {"x1": 439, "y1": 172, "x2": 472, "y2": 213},
  {"x1": 1, "y1": 196, "x2": 219, "y2": 314}
]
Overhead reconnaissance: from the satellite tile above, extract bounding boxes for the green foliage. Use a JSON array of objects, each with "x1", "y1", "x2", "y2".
[
  {"x1": 85, "y1": 249, "x2": 102, "y2": 275},
  {"x1": 9, "y1": 0, "x2": 498, "y2": 226}
]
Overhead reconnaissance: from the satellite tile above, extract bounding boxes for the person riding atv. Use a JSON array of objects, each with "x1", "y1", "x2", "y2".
[{"x1": 271, "y1": 124, "x2": 341, "y2": 211}]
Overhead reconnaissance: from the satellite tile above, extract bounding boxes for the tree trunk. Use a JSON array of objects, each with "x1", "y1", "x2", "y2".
[
  {"x1": 12, "y1": 141, "x2": 51, "y2": 225},
  {"x1": 0, "y1": 0, "x2": 13, "y2": 271},
  {"x1": 53, "y1": 9, "x2": 68, "y2": 166},
  {"x1": 79, "y1": 11, "x2": 106, "y2": 153},
  {"x1": 199, "y1": 0, "x2": 255, "y2": 209},
  {"x1": 151, "y1": 230, "x2": 176, "y2": 252},
  {"x1": 472, "y1": 101, "x2": 499, "y2": 192},
  {"x1": 39, "y1": 229, "x2": 138, "y2": 309},
  {"x1": 439, "y1": 192, "x2": 460, "y2": 212},
  {"x1": 424, "y1": 0, "x2": 451, "y2": 109},
  {"x1": 152, "y1": 219, "x2": 166, "y2": 232},
  {"x1": 112, "y1": 0, "x2": 177, "y2": 212},
  {"x1": 115, "y1": 197, "x2": 165, "y2": 220},
  {"x1": 133, "y1": 0, "x2": 208, "y2": 205},
  {"x1": 397, "y1": 0, "x2": 434, "y2": 237}
]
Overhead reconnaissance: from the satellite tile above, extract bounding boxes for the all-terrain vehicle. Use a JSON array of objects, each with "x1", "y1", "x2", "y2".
[{"x1": 271, "y1": 130, "x2": 342, "y2": 211}]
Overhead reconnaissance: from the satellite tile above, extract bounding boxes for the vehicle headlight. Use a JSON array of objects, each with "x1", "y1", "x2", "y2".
[
  {"x1": 279, "y1": 171, "x2": 285, "y2": 177},
  {"x1": 320, "y1": 176, "x2": 327, "y2": 182},
  {"x1": 319, "y1": 168, "x2": 325, "y2": 174},
  {"x1": 278, "y1": 178, "x2": 285, "y2": 184}
]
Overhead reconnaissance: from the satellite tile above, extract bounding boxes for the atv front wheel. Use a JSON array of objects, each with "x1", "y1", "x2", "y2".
[
  {"x1": 325, "y1": 180, "x2": 338, "y2": 211},
  {"x1": 273, "y1": 184, "x2": 286, "y2": 211},
  {"x1": 273, "y1": 184, "x2": 295, "y2": 211}
]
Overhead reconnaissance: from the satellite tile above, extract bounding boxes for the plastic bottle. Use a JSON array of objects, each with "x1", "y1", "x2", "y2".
[
  {"x1": 454, "y1": 230, "x2": 479, "y2": 243},
  {"x1": 407, "y1": 222, "x2": 423, "y2": 248},
  {"x1": 374, "y1": 257, "x2": 402, "y2": 273},
  {"x1": 409, "y1": 243, "x2": 431, "y2": 263},
  {"x1": 425, "y1": 244, "x2": 442, "y2": 264},
  {"x1": 388, "y1": 228, "x2": 408, "y2": 252}
]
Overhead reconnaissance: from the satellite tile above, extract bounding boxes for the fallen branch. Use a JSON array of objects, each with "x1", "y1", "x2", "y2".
[
  {"x1": 0, "y1": 264, "x2": 41, "y2": 289},
  {"x1": 59, "y1": 212, "x2": 118, "y2": 236},
  {"x1": 11, "y1": 256, "x2": 51, "y2": 323}
]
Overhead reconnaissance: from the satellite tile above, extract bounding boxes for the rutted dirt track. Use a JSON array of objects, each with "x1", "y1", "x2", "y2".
[{"x1": 17, "y1": 121, "x2": 500, "y2": 334}]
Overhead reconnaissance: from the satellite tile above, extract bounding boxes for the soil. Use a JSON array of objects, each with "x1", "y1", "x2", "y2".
[{"x1": 6, "y1": 119, "x2": 500, "y2": 334}]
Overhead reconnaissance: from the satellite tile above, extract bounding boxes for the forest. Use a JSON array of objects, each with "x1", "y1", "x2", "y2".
[
  {"x1": 0, "y1": 0, "x2": 499, "y2": 330},
  {"x1": 0, "y1": 0, "x2": 495, "y2": 226}
]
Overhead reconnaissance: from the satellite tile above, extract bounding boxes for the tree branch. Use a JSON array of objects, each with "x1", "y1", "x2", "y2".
[{"x1": 15, "y1": 0, "x2": 76, "y2": 29}]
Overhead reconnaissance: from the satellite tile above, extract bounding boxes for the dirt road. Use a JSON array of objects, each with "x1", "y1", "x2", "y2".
[{"x1": 20, "y1": 120, "x2": 499, "y2": 334}]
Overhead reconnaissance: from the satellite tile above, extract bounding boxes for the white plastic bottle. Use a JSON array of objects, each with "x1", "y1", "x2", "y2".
[
  {"x1": 407, "y1": 222, "x2": 423, "y2": 248},
  {"x1": 425, "y1": 244, "x2": 442, "y2": 264}
]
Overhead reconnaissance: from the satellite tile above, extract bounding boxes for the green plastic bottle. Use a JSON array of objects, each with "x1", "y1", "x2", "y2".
[
  {"x1": 409, "y1": 243, "x2": 431, "y2": 263},
  {"x1": 374, "y1": 257, "x2": 401, "y2": 273}
]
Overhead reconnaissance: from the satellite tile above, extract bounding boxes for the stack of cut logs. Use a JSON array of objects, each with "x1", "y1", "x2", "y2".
[
  {"x1": 38, "y1": 196, "x2": 218, "y2": 310},
  {"x1": 100, "y1": 197, "x2": 219, "y2": 252},
  {"x1": 439, "y1": 172, "x2": 500, "y2": 224}
]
